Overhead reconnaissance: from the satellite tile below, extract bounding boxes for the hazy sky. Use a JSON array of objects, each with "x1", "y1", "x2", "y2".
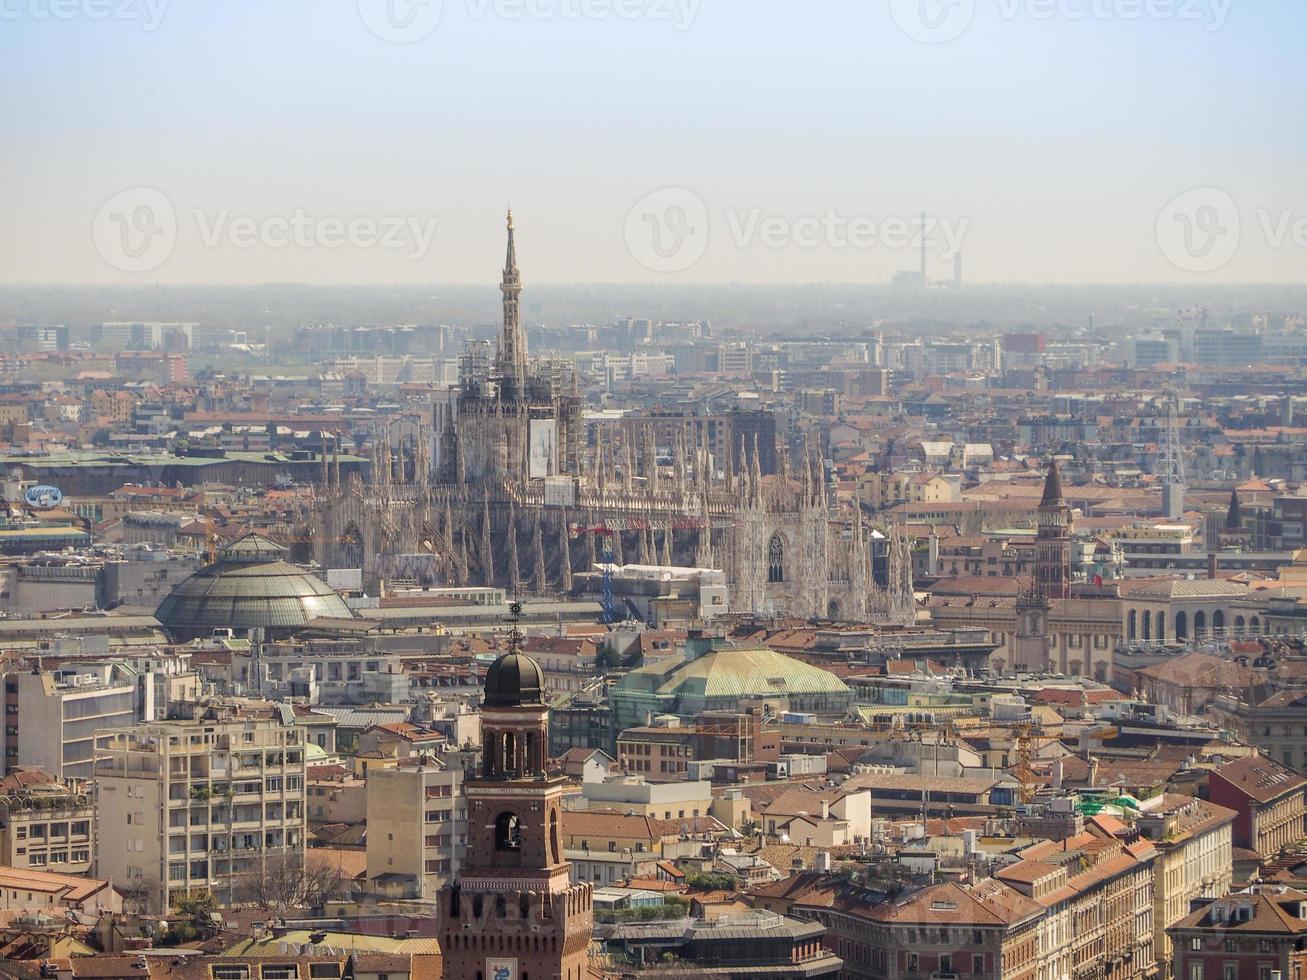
[{"x1": 2, "y1": 0, "x2": 1303, "y2": 285}]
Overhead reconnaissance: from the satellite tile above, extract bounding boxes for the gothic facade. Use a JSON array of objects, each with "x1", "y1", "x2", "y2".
[{"x1": 304, "y1": 215, "x2": 912, "y2": 621}]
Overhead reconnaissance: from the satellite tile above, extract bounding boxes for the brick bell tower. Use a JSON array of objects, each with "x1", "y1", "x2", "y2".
[{"x1": 438, "y1": 606, "x2": 593, "y2": 980}]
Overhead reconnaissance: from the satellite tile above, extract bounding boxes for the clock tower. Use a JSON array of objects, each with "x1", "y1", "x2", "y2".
[{"x1": 438, "y1": 619, "x2": 593, "y2": 980}]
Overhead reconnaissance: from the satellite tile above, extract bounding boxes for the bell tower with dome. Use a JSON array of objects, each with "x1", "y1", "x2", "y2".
[{"x1": 438, "y1": 604, "x2": 593, "y2": 980}]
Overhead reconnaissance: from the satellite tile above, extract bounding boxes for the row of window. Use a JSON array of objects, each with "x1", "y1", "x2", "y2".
[
  {"x1": 212, "y1": 963, "x2": 341, "y2": 979},
  {"x1": 21, "y1": 849, "x2": 89, "y2": 866},
  {"x1": 14, "y1": 821, "x2": 90, "y2": 840}
]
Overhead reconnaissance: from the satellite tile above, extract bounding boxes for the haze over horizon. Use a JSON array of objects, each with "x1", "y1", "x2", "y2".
[{"x1": 3, "y1": 0, "x2": 1304, "y2": 287}]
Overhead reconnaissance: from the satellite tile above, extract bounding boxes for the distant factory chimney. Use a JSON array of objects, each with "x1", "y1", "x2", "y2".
[{"x1": 953, "y1": 251, "x2": 962, "y2": 286}]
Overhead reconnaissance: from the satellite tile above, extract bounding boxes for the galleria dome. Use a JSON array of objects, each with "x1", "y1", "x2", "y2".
[{"x1": 155, "y1": 533, "x2": 354, "y2": 640}]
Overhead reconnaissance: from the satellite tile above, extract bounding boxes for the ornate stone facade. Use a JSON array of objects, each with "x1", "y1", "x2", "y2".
[{"x1": 304, "y1": 215, "x2": 911, "y2": 621}]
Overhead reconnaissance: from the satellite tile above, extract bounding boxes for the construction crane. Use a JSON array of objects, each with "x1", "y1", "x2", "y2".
[
  {"x1": 1011, "y1": 723, "x2": 1064, "y2": 805},
  {"x1": 569, "y1": 523, "x2": 618, "y2": 624}
]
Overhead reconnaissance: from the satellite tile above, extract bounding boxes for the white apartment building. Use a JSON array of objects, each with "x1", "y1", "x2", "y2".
[
  {"x1": 3, "y1": 664, "x2": 139, "y2": 780},
  {"x1": 1136, "y1": 794, "x2": 1235, "y2": 977},
  {"x1": 365, "y1": 759, "x2": 465, "y2": 901},
  {"x1": 93, "y1": 717, "x2": 306, "y2": 913}
]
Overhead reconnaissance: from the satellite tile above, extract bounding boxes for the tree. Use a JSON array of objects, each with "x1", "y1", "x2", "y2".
[
  {"x1": 685, "y1": 871, "x2": 737, "y2": 891},
  {"x1": 119, "y1": 877, "x2": 160, "y2": 915},
  {"x1": 236, "y1": 851, "x2": 350, "y2": 913}
]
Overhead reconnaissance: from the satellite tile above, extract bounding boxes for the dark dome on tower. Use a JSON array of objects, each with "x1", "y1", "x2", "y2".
[
  {"x1": 483, "y1": 650, "x2": 545, "y2": 708},
  {"x1": 155, "y1": 533, "x2": 354, "y2": 640}
]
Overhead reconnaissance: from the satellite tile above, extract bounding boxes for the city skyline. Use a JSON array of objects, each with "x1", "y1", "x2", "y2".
[{"x1": 1, "y1": 1, "x2": 1304, "y2": 285}]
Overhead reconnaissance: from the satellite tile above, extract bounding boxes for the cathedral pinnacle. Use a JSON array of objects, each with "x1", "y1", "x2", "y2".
[{"x1": 497, "y1": 211, "x2": 528, "y2": 391}]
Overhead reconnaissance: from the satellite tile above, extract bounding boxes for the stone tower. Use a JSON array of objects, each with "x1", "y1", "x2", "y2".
[
  {"x1": 497, "y1": 210, "x2": 528, "y2": 397},
  {"x1": 1034, "y1": 458, "x2": 1072, "y2": 600},
  {"x1": 1014, "y1": 460, "x2": 1072, "y2": 672},
  {"x1": 437, "y1": 619, "x2": 593, "y2": 980}
]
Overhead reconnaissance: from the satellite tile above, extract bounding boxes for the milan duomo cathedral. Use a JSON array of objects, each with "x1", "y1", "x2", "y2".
[{"x1": 307, "y1": 213, "x2": 914, "y2": 622}]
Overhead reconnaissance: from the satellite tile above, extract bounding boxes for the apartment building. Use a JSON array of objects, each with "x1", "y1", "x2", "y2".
[
  {"x1": 92, "y1": 716, "x2": 307, "y2": 913},
  {"x1": 364, "y1": 758, "x2": 465, "y2": 901},
  {"x1": 1135, "y1": 795, "x2": 1236, "y2": 976},
  {"x1": 790, "y1": 878, "x2": 1043, "y2": 980},
  {"x1": 1212, "y1": 688, "x2": 1307, "y2": 773},
  {"x1": 572, "y1": 777, "x2": 714, "y2": 822},
  {"x1": 995, "y1": 833, "x2": 1157, "y2": 980},
  {"x1": 0, "y1": 782, "x2": 94, "y2": 876},
  {"x1": 1169, "y1": 886, "x2": 1307, "y2": 980},
  {"x1": 2, "y1": 664, "x2": 138, "y2": 780},
  {"x1": 1209, "y1": 755, "x2": 1307, "y2": 862}
]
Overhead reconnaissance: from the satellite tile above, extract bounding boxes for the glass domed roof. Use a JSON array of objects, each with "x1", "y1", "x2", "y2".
[{"x1": 155, "y1": 533, "x2": 354, "y2": 638}]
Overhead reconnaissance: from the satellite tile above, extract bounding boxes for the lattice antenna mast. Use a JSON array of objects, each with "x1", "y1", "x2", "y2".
[{"x1": 1159, "y1": 390, "x2": 1186, "y2": 520}]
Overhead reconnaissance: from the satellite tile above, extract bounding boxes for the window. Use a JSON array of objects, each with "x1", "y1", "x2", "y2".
[
  {"x1": 212, "y1": 968, "x2": 251, "y2": 980},
  {"x1": 1191, "y1": 938, "x2": 1201, "y2": 951},
  {"x1": 260, "y1": 967, "x2": 297, "y2": 980},
  {"x1": 973, "y1": 955, "x2": 984, "y2": 974},
  {"x1": 767, "y1": 534, "x2": 785, "y2": 583}
]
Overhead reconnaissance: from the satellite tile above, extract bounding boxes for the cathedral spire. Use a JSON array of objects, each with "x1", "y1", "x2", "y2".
[{"x1": 497, "y1": 209, "x2": 528, "y2": 392}]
